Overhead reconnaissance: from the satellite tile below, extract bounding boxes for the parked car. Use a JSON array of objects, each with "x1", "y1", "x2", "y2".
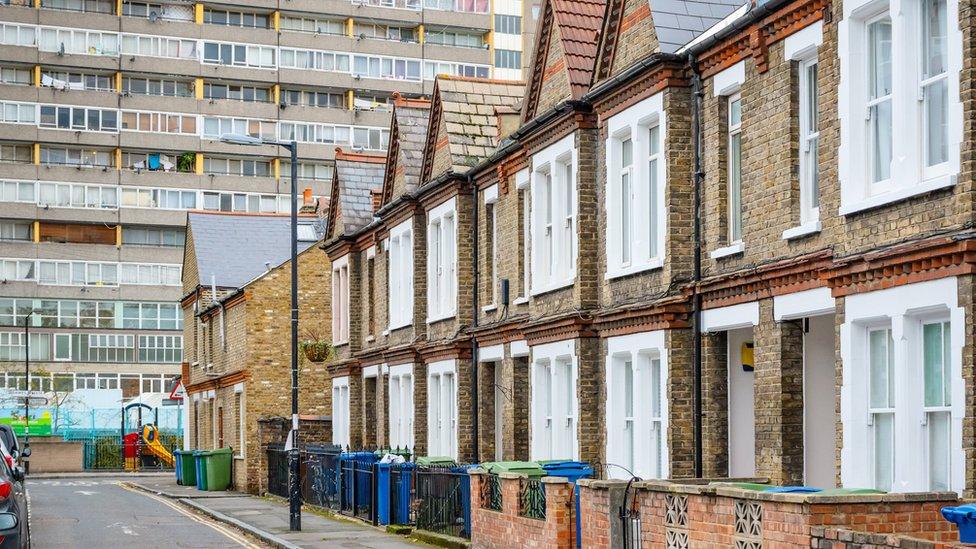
[
  {"x1": 0, "y1": 428, "x2": 20, "y2": 464},
  {"x1": 0, "y1": 444, "x2": 29, "y2": 548}
]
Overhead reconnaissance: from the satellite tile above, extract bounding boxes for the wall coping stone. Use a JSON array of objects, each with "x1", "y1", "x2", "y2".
[{"x1": 541, "y1": 476, "x2": 570, "y2": 485}]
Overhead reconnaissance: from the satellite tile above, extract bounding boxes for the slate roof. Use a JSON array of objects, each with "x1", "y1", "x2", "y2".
[
  {"x1": 383, "y1": 95, "x2": 431, "y2": 204},
  {"x1": 187, "y1": 212, "x2": 321, "y2": 289},
  {"x1": 652, "y1": 0, "x2": 748, "y2": 53},
  {"x1": 330, "y1": 149, "x2": 386, "y2": 236},
  {"x1": 551, "y1": 0, "x2": 607, "y2": 98},
  {"x1": 435, "y1": 76, "x2": 526, "y2": 171}
]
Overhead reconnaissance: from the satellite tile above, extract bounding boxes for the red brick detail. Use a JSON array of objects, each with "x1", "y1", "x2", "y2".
[
  {"x1": 619, "y1": 2, "x2": 650, "y2": 33},
  {"x1": 543, "y1": 57, "x2": 567, "y2": 82},
  {"x1": 470, "y1": 473, "x2": 576, "y2": 549}
]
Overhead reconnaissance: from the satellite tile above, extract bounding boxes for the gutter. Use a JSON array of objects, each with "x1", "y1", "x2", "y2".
[
  {"x1": 688, "y1": 52, "x2": 705, "y2": 478},
  {"x1": 469, "y1": 169, "x2": 480, "y2": 462}
]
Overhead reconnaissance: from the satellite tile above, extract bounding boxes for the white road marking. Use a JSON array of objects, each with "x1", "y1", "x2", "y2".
[
  {"x1": 74, "y1": 490, "x2": 98, "y2": 496},
  {"x1": 116, "y1": 482, "x2": 263, "y2": 548}
]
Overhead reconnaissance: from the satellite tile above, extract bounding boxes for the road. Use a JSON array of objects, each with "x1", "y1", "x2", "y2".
[{"x1": 27, "y1": 477, "x2": 268, "y2": 548}]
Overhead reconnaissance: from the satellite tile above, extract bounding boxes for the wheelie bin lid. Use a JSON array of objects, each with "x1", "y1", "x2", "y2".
[
  {"x1": 480, "y1": 461, "x2": 545, "y2": 478},
  {"x1": 208, "y1": 447, "x2": 233, "y2": 456},
  {"x1": 814, "y1": 487, "x2": 887, "y2": 496},
  {"x1": 539, "y1": 460, "x2": 593, "y2": 471},
  {"x1": 764, "y1": 486, "x2": 823, "y2": 494},
  {"x1": 416, "y1": 456, "x2": 457, "y2": 467},
  {"x1": 942, "y1": 504, "x2": 976, "y2": 523},
  {"x1": 711, "y1": 482, "x2": 771, "y2": 491}
]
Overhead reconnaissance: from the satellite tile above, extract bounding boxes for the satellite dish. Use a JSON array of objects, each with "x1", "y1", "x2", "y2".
[{"x1": 148, "y1": 10, "x2": 159, "y2": 22}]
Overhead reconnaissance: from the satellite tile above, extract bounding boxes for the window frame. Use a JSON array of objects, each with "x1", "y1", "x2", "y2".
[
  {"x1": 331, "y1": 255, "x2": 350, "y2": 345},
  {"x1": 530, "y1": 134, "x2": 577, "y2": 295},
  {"x1": 426, "y1": 198, "x2": 458, "y2": 323},
  {"x1": 387, "y1": 220, "x2": 414, "y2": 330}
]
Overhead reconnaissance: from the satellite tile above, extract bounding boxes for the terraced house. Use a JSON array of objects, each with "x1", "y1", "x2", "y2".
[
  {"x1": 327, "y1": 0, "x2": 975, "y2": 513},
  {"x1": 0, "y1": 0, "x2": 536, "y2": 404}
]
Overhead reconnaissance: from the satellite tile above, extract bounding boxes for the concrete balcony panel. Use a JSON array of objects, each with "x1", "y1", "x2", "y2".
[
  {"x1": 117, "y1": 284, "x2": 182, "y2": 301},
  {"x1": 0, "y1": 240, "x2": 37, "y2": 258},
  {"x1": 0, "y1": 6, "x2": 39, "y2": 24},
  {"x1": 1, "y1": 163, "x2": 41, "y2": 181},
  {"x1": 197, "y1": 99, "x2": 277, "y2": 119},
  {"x1": 200, "y1": 174, "x2": 278, "y2": 193},
  {"x1": 348, "y1": 108, "x2": 391, "y2": 127},
  {"x1": 0, "y1": 124, "x2": 40, "y2": 143},
  {"x1": 423, "y1": 43, "x2": 491, "y2": 65},
  {"x1": 423, "y1": 9, "x2": 490, "y2": 30},
  {"x1": 119, "y1": 170, "x2": 201, "y2": 189},
  {"x1": 38, "y1": 52, "x2": 118, "y2": 72},
  {"x1": 36, "y1": 88, "x2": 119, "y2": 109},
  {"x1": 279, "y1": 0, "x2": 362, "y2": 19},
  {"x1": 277, "y1": 31, "x2": 350, "y2": 51},
  {"x1": 198, "y1": 64, "x2": 277, "y2": 85},
  {"x1": 118, "y1": 207, "x2": 187, "y2": 227},
  {"x1": 118, "y1": 245, "x2": 182, "y2": 263},
  {"x1": 278, "y1": 68, "x2": 357, "y2": 91},
  {"x1": 119, "y1": 94, "x2": 198, "y2": 113},
  {"x1": 343, "y1": 38, "x2": 424, "y2": 57},
  {"x1": 119, "y1": 131, "x2": 200, "y2": 153},
  {"x1": 120, "y1": 56, "x2": 201, "y2": 79},
  {"x1": 0, "y1": 203, "x2": 39, "y2": 221},
  {"x1": 293, "y1": 142, "x2": 341, "y2": 163},
  {"x1": 34, "y1": 206, "x2": 119, "y2": 224},
  {"x1": 279, "y1": 105, "x2": 357, "y2": 125},
  {"x1": 198, "y1": 25, "x2": 277, "y2": 46},
  {"x1": 37, "y1": 9, "x2": 119, "y2": 32},
  {"x1": 0, "y1": 45, "x2": 41, "y2": 65},
  {"x1": 37, "y1": 165, "x2": 120, "y2": 184},
  {"x1": 0, "y1": 281, "x2": 42, "y2": 298},
  {"x1": 0, "y1": 85, "x2": 43, "y2": 103},
  {"x1": 33, "y1": 242, "x2": 120, "y2": 261},
  {"x1": 36, "y1": 127, "x2": 119, "y2": 148},
  {"x1": 120, "y1": 18, "x2": 203, "y2": 40}
]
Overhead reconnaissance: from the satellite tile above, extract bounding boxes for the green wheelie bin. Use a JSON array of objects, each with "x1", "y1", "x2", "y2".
[
  {"x1": 480, "y1": 461, "x2": 545, "y2": 479},
  {"x1": 415, "y1": 456, "x2": 457, "y2": 467},
  {"x1": 202, "y1": 447, "x2": 233, "y2": 491},
  {"x1": 176, "y1": 450, "x2": 197, "y2": 486}
]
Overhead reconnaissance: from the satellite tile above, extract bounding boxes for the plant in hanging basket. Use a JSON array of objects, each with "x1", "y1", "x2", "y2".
[{"x1": 300, "y1": 329, "x2": 333, "y2": 362}]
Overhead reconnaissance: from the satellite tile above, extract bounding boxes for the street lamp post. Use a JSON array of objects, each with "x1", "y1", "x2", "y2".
[
  {"x1": 22, "y1": 309, "x2": 38, "y2": 462},
  {"x1": 220, "y1": 134, "x2": 301, "y2": 531}
]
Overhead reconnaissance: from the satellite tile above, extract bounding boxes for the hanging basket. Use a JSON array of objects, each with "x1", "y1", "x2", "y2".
[{"x1": 300, "y1": 341, "x2": 332, "y2": 363}]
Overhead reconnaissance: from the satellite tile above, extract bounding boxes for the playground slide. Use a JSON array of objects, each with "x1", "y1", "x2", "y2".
[{"x1": 141, "y1": 424, "x2": 174, "y2": 467}]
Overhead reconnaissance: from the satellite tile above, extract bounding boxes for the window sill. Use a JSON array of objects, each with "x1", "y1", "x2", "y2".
[
  {"x1": 530, "y1": 278, "x2": 575, "y2": 297},
  {"x1": 839, "y1": 175, "x2": 956, "y2": 216},
  {"x1": 333, "y1": 340, "x2": 349, "y2": 347},
  {"x1": 782, "y1": 220, "x2": 821, "y2": 241},
  {"x1": 481, "y1": 304, "x2": 497, "y2": 313},
  {"x1": 709, "y1": 242, "x2": 744, "y2": 260},
  {"x1": 388, "y1": 321, "x2": 412, "y2": 332},
  {"x1": 426, "y1": 312, "x2": 456, "y2": 325},
  {"x1": 605, "y1": 258, "x2": 664, "y2": 280},
  {"x1": 512, "y1": 296, "x2": 529, "y2": 305}
]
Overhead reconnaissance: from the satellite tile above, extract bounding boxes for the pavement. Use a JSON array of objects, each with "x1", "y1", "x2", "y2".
[
  {"x1": 27, "y1": 475, "x2": 268, "y2": 548},
  {"x1": 127, "y1": 476, "x2": 426, "y2": 549}
]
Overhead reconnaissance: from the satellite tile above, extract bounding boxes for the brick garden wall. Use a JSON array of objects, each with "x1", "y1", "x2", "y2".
[
  {"x1": 576, "y1": 479, "x2": 961, "y2": 548},
  {"x1": 470, "y1": 471, "x2": 576, "y2": 549}
]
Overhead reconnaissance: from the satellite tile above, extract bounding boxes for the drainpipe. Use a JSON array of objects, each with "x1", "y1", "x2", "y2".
[
  {"x1": 469, "y1": 170, "x2": 480, "y2": 463},
  {"x1": 688, "y1": 52, "x2": 705, "y2": 478}
]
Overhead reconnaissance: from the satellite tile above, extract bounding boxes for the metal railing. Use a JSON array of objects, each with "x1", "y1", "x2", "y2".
[
  {"x1": 339, "y1": 457, "x2": 376, "y2": 523},
  {"x1": 302, "y1": 445, "x2": 341, "y2": 509},
  {"x1": 414, "y1": 466, "x2": 470, "y2": 538},
  {"x1": 519, "y1": 478, "x2": 546, "y2": 520},
  {"x1": 480, "y1": 473, "x2": 502, "y2": 511},
  {"x1": 266, "y1": 444, "x2": 289, "y2": 498}
]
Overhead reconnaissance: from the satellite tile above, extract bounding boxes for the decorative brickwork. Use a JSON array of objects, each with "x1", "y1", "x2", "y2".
[{"x1": 470, "y1": 471, "x2": 576, "y2": 549}]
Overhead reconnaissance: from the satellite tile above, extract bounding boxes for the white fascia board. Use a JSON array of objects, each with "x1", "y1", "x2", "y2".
[
  {"x1": 701, "y1": 301, "x2": 759, "y2": 332},
  {"x1": 773, "y1": 287, "x2": 835, "y2": 321}
]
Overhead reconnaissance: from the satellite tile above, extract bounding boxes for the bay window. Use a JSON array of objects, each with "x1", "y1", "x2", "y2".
[
  {"x1": 606, "y1": 93, "x2": 667, "y2": 277},
  {"x1": 839, "y1": 0, "x2": 960, "y2": 214},
  {"x1": 427, "y1": 198, "x2": 457, "y2": 322},
  {"x1": 530, "y1": 135, "x2": 576, "y2": 294},
  {"x1": 388, "y1": 220, "x2": 413, "y2": 330}
]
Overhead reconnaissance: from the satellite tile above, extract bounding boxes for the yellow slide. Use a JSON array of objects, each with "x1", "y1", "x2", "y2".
[{"x1": 142, "y1": 424, "x2": 174, "y2": 467}]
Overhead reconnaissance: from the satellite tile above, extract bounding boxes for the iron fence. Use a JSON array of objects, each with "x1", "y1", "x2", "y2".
[
  {"x1": 81, "y1": 434, "x2": 178, "y2": 470},
  {"x1": 519, "y1": 477, "x2": 546, "y2": 520},
  {"x1": 266, "y1": 444, "x2": 289, "y2": 498},
  {"x1": 339, "y1": 457, "x2": 377, "y2": 523},
  {"x1": 302, "y1": 445, "x2": 341, "y2": 509},
  {"x1": 390, "y1": 464, "x2": 415, "y2": 525},
  {"x1": 480, "y1": 473, "x2": 502, "y2": 511},
  {"x1": 413, "y1": 466, "x2": 470, "y2": 538}
]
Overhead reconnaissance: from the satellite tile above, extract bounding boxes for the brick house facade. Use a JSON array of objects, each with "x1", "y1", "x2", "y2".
[
  {"x1": 327, "y1": 0, "x2": 976, "y2": 508},
  {"x1": 181, "y1": 209, "x2": 332, "y2": 493}
]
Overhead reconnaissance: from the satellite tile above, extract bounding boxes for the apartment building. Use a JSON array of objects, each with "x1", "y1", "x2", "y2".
[
  {"x1": 328, "y1": 0, "x2": 976, "y2": 503},
  {"x1": 0, "y1": 0, "x2": 530, "y2": 403}
]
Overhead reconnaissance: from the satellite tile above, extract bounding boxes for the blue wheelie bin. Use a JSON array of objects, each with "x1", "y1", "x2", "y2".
[
  {"x1": 338, "y1": 451, "x2": 380, "y2": 515},
  {"x1": 540, "y1": 461, "x2": 594, "y2": 549},
  {"x1": 451, "y1": 464, "x2": 478, "y2": 537},
  {"x1": 943, "y1": 504, "x2": 976, "y2": 543},
  {"x1": 193, "y1": 450, "x2": 209, "y2": 490}
]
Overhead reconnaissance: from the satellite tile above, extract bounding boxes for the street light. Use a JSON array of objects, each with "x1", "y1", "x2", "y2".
[
  {"x1": 21, "y1": 308, "x2": 41, "y2": 462},
  {"x1": 220, "y1": 134, "x2": 302, "y2": 531}
]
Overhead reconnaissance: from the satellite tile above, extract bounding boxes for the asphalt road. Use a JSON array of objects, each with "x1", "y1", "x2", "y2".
[{"x1": 27, "y1": 477, "x2": 267, "y2": 548}]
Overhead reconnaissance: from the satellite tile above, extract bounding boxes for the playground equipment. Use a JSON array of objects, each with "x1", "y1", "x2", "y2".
[{"x1": 141, "y1": 424, "x2": 174, "y2": 467}]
